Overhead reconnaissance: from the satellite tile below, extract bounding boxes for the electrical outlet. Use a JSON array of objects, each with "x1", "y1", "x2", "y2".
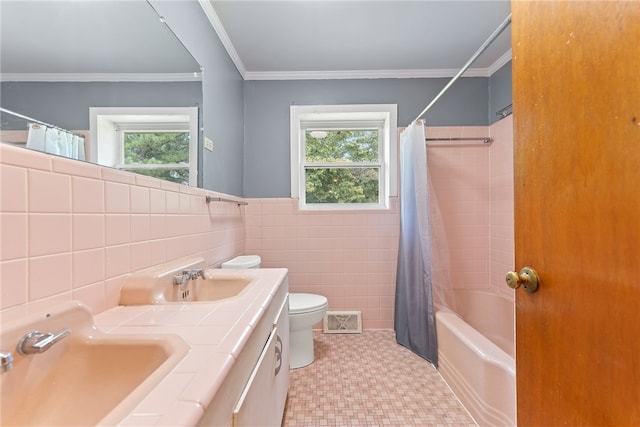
[{"x1": 204, "y1": 137, "x2": 214, "y2": 151}]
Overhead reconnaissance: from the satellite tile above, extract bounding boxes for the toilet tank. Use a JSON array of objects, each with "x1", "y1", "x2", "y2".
[{"x1": 221, "y1": 255, "x2": 261, "y2": 269}]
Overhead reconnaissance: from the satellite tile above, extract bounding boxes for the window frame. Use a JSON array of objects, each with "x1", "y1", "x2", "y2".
[
  {"x1": 89, "y1": 107, "x2": 198, "y2": 186},
  {"x1": 290, "y1": 104, "x2": 397, "y2": 211}
]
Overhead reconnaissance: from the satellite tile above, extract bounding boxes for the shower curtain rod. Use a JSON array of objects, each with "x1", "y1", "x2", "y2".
[
  {"x1": 0, "y1": 107, "x2": 85, "y2": 138},
  {"x1": 413, "y1": 13, "x2": 512, "y2": 123}
]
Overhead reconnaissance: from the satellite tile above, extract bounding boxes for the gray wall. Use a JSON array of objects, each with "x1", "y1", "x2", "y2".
[
  {"x1": 489, "y1": 61, "x2": 512, "y2": 124},
  {"x1": 150, "y1": 0, "x2": 245, "y2": 196},
  {"x1": 242, "y1": 77, "x2": 490, "y2": 198},
  {"x1": 0, "y1": 81, "x2": 202, "y2": 131}
]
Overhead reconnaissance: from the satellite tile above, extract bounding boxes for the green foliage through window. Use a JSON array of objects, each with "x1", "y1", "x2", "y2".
[
  {"x1": 124, "y1": 132, "x2": 189, "y2": 165},
  {"x1": 304, "y1": 129, "x2": 380, "y2": 204},
  {"x1": 122, "y1": 131, "x2": 190, "y2": 185}
]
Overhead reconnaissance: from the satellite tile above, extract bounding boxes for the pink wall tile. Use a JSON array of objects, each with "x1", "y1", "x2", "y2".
[
  {"x1": 105, "y1": 214, "x2": 131, "y2": 246},
  {"x1": 130, "y1": 242, "x2": 151, "y2": 271},
  {"x1": 489, "y1": 116, "x2": 515, "y2": 296},
  {"x1": 105, "y1": 182, "x2": 130, "y2": 214},
  {"x1": 0, "y1": 213, "x2": 28, "y2": 261},
  {"x1": 101, "y1": 167, "x2": 136, "y2": 185},
  {"x1": 0, "y1": 164, "x2": 27, "y2": 212},
  {"x1": 0, "y1": 259, "x2": 28, "y2": 309},
  {"x1": 28, "y1": 170, "x2": 71, "y2": 213},
  {"x1": 29, "y1": 253, "x2": 72, "y2": 300},
  {"x1": 72, "y1": 214, "x2": 105, "y2": 251},
  {"x1": 72, "y1": 177, "x2": 104, "y2": 213},
  {"x1": 29, "y1": 214, "x2": 72, "y2": 257},
  {"x1": 52, "y1": 156, "x2": 101, "y2": 179},
  {"x1": 73, "y1": 248, "x2": 105, "y2": 288},
  {"x1": 130, "y1": 215, "x2": 150, "y2": 242},
  {"x1": 130, "y1": 186, "x2": 150, "y2": 214},
  {"x1": 150, "y1": 189, "x2": 166, "y2": 214},
  {"x1": 1, "y1": 146, "x2": 245, "y2": 315},
  {"x1": 149, "y1": 240, "x2": 167, "y2": 266},
  {"x1": 105, "y1": 244, "x2": 131, "y2": 279},
  {"x1": 149, "y1": 215, "x2": 166, "y2": 240},
  {"x1": 0, "y1": 144, "x2": 50, "y2": 171}
]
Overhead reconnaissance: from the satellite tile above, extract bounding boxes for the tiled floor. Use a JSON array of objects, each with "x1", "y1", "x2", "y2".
[{"x1": 282, "y1": 330, "x2": 476, "y2": 426}]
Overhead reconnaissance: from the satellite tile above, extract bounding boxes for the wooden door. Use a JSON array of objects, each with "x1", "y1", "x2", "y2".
[{"x1": 512, "y1": 1, "x2": 640, "y2": 425}]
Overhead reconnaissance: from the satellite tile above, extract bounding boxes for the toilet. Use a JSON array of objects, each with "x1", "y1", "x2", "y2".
[{"x1": 222, "y1": 255, "x2": 328, "y2": 369}]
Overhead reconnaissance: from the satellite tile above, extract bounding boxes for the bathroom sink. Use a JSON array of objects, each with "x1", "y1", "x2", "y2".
[
  {"x1": 119, "y1": 258, "x2": 255, "y2": 305},
  {"x1": 187, "y1": 275, "x2": 253, "y2": 302},
  {"x1": 0, "y1": 301, "x2": 188, "y2": 426}
]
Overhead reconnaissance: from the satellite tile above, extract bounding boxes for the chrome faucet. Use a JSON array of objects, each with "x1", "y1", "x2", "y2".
[
  {"x1": 173, "y1": 269, "x2": 205, "y2": 291},
  {"x1": 0, "y1": 351, "x2": 14, "y2": 373},
  {"x1": 17, "y1": 328, "x2": 71, "y2": 355},
  {"x1": 185, "y1": 269, "x2": 205, "y2": 280}
]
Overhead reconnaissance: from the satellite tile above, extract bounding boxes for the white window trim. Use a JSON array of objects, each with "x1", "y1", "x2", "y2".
[
  {"x1": 89, "y1": 107, "x2": 198, "y2": 186},
  {"x1": 290, "y1": 104, "x2": 397, "y2": 210}
]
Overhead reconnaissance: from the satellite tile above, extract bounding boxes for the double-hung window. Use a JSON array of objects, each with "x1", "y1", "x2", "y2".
[{"x1": 291, "y1": 104, "x2": 397, "y2": 210}]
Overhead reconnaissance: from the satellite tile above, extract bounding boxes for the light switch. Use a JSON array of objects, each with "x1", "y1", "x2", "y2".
[{"x1": 204, "y1": 137, "x2": 214, "y2": 151}]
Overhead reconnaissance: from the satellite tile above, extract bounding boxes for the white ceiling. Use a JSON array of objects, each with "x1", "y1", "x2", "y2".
[
  {"x1": 205, "y1": 0, "x2": 512, "y2": 80},
  {"x1": 0, "y1": 0, "x2": 200, "y2": 80}
]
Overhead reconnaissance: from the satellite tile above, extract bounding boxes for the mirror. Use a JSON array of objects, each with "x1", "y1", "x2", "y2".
[{"x1": 0, "y1": 0, "x2": 203, "y2": 186}]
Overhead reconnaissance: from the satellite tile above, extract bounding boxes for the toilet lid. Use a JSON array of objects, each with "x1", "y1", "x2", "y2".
[{"x1": 289, "y1": 293, "x2": 328, "y2": 315}]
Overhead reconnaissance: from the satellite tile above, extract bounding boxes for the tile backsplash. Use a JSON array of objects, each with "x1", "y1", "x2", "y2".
[{"x1": 0, "y1": 144, "x2": 244, "y2": 314}]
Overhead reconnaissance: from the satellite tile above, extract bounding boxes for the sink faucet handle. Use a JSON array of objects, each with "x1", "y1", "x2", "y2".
[
  {"x1": 18, "y1": 328, "x2": 71, "y2": 355},
  {"x1": 173, "y1": 273, "x2": 189, "y2": 290},
  {"x1": 0, "y1": 351, "x2": 14, "y2": 373},
  {"x1": 182, "y1": 269, "x2": 205, "y2": 280},
  {"x1": 190, "y1": 269, "x2": 205, "y2": 280}
]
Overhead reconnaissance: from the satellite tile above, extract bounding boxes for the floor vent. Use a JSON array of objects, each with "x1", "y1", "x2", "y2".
[{"x1": 323, "y1": 311, "x2": 362, "y2": 334}]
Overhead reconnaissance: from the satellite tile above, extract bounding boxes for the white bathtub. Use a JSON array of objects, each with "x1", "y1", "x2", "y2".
[{"x1": 436, "y1": 290, "x2": 515, "y2": 426}]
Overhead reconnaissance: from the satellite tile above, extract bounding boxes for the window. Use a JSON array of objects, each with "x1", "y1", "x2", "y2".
[
  {"x1": 89, "y1": 107, "x2": 198, "y2": 186},
  {"x1": 291, "y1": 104, "x2": 397, "y2": 210},
  {"x1": 119, "y1": 124, "x2": 191, "y2": 185}
]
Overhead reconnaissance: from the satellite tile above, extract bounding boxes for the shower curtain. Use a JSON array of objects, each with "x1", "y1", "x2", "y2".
[{"x1": 394, "y1": 120, "x2": 438, "y2": 365}]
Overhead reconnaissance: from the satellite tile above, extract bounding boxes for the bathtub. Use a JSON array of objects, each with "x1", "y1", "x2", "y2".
[{"x1": 436, "y1": 290, "x2": 515, "y2": 426}]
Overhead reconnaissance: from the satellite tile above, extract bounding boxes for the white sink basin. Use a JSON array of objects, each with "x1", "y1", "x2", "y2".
[{"x1": 0, "y1": 302, "x2": 188, "y2": 426}]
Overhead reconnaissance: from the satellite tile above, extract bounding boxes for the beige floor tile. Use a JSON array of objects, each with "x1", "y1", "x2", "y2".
[{"x1": 283, "y1": 330, "x2": 476, "y2": 427}]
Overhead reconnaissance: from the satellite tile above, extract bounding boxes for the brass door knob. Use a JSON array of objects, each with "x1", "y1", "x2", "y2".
[{"x1": 505, "y1": 267, "x2": 540, "y2": 293}]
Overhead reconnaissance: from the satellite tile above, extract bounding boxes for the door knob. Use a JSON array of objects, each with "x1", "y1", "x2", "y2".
[{"x1": 505, "y1": 267, "x2": 539, "y2": 293}]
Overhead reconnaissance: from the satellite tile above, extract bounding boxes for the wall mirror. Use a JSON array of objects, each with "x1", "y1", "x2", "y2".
[{"x1": 0, "y1": 0, "x2": 203, "y2": 186}]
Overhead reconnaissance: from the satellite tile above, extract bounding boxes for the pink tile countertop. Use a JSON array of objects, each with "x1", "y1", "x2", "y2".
[{"x1": 93, "y1": 267, "x2": 289, "y2": 426}]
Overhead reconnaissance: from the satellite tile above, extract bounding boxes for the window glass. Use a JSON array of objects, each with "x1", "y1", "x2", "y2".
[
  {"x1": 304, "y1": 129, "x2": 379, "y2": 163},
  {"x1": 305, "y1": 167, "x2": 379, "y2": 204},
  {"x1": 123, "y1": 131, "x2": 189, "y2": 165}
]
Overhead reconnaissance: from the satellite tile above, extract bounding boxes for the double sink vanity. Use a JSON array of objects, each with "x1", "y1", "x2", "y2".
[{"x1": 0, "y1": 258, "x2": 290, "y2": 426}]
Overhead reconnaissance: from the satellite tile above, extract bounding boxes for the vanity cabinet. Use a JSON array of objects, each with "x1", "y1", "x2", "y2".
[
  {"x1": 198, "y1": 277, "x2": 289, "y2": 427},
  {"x1": 232, "y1": 296, "x2": 289, "y2": 426}
]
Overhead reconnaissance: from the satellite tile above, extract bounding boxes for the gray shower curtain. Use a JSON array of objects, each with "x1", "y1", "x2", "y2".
[{"x1": 394, "y1": 120, "x2": 438, "y2": 366}]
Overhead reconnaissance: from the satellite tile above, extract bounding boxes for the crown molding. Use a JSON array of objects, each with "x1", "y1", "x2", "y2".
[
  {"x1": 0, "y1": 73, "x2": 202, "y2": 82},
  {"x1": 197, "y1": 0, "x2": 246, "y2": 79},
  {"x1": 244, "y1": 64, "x2": 505, "y2": 81},
  {"x1": 487, "y1": 49, "x2": 513, "y2": 76}
]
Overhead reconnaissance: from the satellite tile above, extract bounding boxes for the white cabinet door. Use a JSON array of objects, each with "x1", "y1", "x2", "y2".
[
  {"x1": 232, "y1": 327, "x2": 279, "y2": 427},
  {"x1": 232, "y1": 295, "x2": 290, "y2": 427},
  {"x1": 273, "y1": 296, "x2": 290, "y2": 421}
]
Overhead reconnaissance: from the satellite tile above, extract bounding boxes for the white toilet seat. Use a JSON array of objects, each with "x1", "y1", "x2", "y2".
[{"x1": 289, "y1": 293, "x2": 328, "y2": 315}]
